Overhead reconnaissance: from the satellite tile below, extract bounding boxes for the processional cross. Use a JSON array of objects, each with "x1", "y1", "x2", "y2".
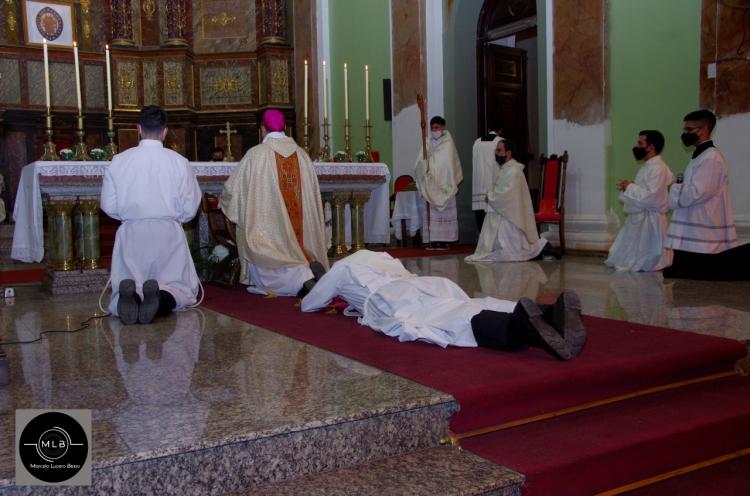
[{"x1": 219, "y1": 122, "x2": 237, "y2": 161}]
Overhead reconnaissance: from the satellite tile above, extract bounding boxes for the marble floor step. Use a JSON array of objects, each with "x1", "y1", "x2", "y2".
[{"x1": 238, "y1": 447, "x2": 525, "y2": 496}]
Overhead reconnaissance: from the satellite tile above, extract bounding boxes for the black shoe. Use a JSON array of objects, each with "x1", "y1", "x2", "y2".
[
  {"x1": 551, "y1": 290, "x2": 587, "y2": 358},
  {"x1": 297, "y1": 278, "x2": 317, "y2": 298},
  {"x1": 513, "y1": 297, "x2": 574, "y2": 360},
  {"x1": 138, "y1": 280, "x2": 160, "y2": 324},
  {"x1": 117, "y1": 279, "x2": 139, "y2": 326},
  {"x1": 310, "y1": 261, "x2": 327, "y2": 281}
]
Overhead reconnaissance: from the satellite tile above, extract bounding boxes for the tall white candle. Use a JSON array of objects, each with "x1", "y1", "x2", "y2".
[
  {"x1": 73, "y1": 41, "x2": 82, "y2": 113},
  {"x1": 322, "y1": 60, "x2": 328, "y2": 121},
  {"x1": 343, "y1": 62, "x2": 349, "y2": 120},
  {"x1": 105, "y1": 45, "x2": 112, "y2": 112},
  {"x1": 43, "y1": 39, "x2": 51, "y2": 109},
  {"x1": 303, "y1": 59, "x2": 308, "y2": 121},
  {"x1": 365, "y1": 64, "x2": 370, "y2": 121}
]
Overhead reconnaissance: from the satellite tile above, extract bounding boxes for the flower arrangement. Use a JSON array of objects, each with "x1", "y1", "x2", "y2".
[
  {"x1": 90, "y1": 148, "x2": 105, "y2": 161},
  {"x1": 59, "y1": 149, "x2": 73, "y2": 160},
  {"x1": 333, "y1": 151, "x2": 346, "y2": 162},
  {"x1": 355, "y1": 151, "x2": 368, "y2": 163}
]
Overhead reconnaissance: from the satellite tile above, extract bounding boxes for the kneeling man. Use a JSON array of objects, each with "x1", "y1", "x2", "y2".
[
  {"x1": 302, "y1": 250, "x2": 586, "y2": 361},
  {"x1": 467, "y1": 139, "x2": 557, "y2": 262},
  {"x1": 221, "y1": 109, "x2": 329, "y2": 296}
]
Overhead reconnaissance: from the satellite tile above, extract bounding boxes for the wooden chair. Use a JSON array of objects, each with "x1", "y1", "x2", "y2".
[
  {"x1": 200, "y1": 192, "x2": 241, "y2": 286},
  {"x1": 535, "y1": 151, "x2": 568, "y2": 253},
  {"x1": 390, "y1": 175, "x2": 420, "y2": 247}
]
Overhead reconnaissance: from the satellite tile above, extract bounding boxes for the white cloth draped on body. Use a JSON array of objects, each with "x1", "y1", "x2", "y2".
[
  {"x1": 466, "y1": 158, "x2": 546, "y2": 262},
  {"x1": 101, "y1": 139, "x2": 201, "y2": 315},
  {"x1": 221, "y1": 133, "x2": 329, "y2": 296},
  {"x1": 666, "y1": 147, "x2": 737, "y2": 254},
  {"x1": 414, "y1": 131, "x2": 463, "y2": 242},
  {"x1": 472, "y1": 133, "x2": 502, "y2": 211},
  {"x1": 606, "y1": 155, "x2": 675, "y2": 271},
  {"x1": 301, "y1": 250, "x2": 516, "y2": 348},
  {"x1": 0, "y1": 173, "x2": 6, "y2": 223}
]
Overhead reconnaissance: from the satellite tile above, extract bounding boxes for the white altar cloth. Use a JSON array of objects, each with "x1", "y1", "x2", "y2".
[{"x1": 11, "y1": 161, "x2": 390, "y2": 263}]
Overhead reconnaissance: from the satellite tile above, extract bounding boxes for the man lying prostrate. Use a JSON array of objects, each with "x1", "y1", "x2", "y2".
[{"x1": 301, "y1": 250, "x2": 586, "y2": 360}]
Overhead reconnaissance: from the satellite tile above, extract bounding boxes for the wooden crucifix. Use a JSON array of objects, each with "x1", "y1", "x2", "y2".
[{"x1": 219, "y1": 122, "x2": 237, "y2": 161}]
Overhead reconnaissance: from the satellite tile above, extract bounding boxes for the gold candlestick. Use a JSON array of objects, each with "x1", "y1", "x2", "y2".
[
  {"x1": 317, "y1": 118, "x2": 331, "y2": 162},
  {"x1": 363, "y1": 119, "x2": 373, "y2": 163},
  {"x1": 40, "y1": 109, "x2": 60, "y2": 161},
  {"x1": 104, "y1": 111, "x2": 118, "y2": 160},
  {"x1": 343, "y1": 118, "x2": 352, "y2": 162},
  {"x1": 71, "y1": 113, "x2": 92, "y2": 161},
  {"x1": 302, "y1": 118, "x2": 311, "y2": 156}
]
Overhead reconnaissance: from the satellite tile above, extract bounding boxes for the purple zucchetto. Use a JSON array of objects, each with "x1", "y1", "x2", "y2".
[{"x1": 262, "y1": 109, "x2": 286, "y2": 132}]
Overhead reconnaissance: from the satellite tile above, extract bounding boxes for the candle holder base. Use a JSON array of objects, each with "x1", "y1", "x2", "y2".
[
  {"x1": 41, "y1": 141, "x2": 59, "y2": 161},
  {"x1": 302, "y1": 121, "x2": 311, "y2": 156},
  {"x1": 72, "y1": 117, "x2": 92, "y2": 161},
  {"x1": 363, "y1": 120, "x2": 373, "y2": 163},
  {"x1": 317, "y1": 120, "x2": 332, "y2": 162},
  {"x1": 343, "y1": 119, "x2": 353, "y2": 163},
  {"x1": 104, "y1": 116, "x2": 117, "y2": 160}
]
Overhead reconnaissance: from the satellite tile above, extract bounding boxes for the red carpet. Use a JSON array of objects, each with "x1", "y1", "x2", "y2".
[
  {"x1": 374, "y1": 244, "x2": 476, "y2": 258},
  {"x1": 0, "y1": 269, "x2": 45, "y2": 284},
  {"x1": 201, "y1": 286, "x2": 746, "y2": 433}
]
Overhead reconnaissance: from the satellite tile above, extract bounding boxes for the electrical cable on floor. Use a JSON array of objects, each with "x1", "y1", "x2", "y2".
[{"x1": 0, "y1": 313, "x2": 110, "y2": 346}]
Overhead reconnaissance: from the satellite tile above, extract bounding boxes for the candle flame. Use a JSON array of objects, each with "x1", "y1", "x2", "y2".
[
  {"x1": 304, "y1": 59, "x2": 308, "y2": 65},
  {"x1": 106, "y1": 44, "x2": 109, "y2": 50},
  {"x1": 73, "y1": 41, "x2": 77, "y2": 47},
  {"x1": 344, "y1": 62, "x2": 347, "y2": 68}
]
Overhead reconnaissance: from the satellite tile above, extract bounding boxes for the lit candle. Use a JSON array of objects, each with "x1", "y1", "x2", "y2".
[
  {"x1": 105, "y1": 44, "x2": 112, "y2": 112},
  {"x1": 365, "y1": 64, "x2": 370, "y2": 122},
  {"x1": 322, "y1": 60, "x2": 328, "y2": 121},
  {"x1": 343, "y1": 62, "x2": 349, "y2": 120},
  {"x1": 303, "y1": 59, "x2": 308, "y2": 121},
  {"x1": 73, "y1": 41, "x2": 82, "y2": 114},
  {"x1": 43, "y1": 39, "x2": 51, "y2": 110}
]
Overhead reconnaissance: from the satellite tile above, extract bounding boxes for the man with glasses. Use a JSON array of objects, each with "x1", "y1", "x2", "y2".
[{"x1": 664, "y1": 110, "x2": 749, "y2": 280}]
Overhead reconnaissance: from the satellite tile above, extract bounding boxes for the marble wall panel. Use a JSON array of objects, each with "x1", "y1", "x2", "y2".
[
  {"x1": 199, "y1": 64, "x2": 253, "y2": 106},
  {"x1": 116, "y1": 60, "x2": 140, "y2": 107},
  {"x1": 192, "y1": 0, "x2": 257, "y2": 54},
  {"x1": 28, "y1": 61, "x2": 77, "y2": 107},
  {"x1": 292, "y1": 0, "x2": 318, "y2": 146},
  {"x1": 164, "y1": 60, "x2": 185, "y2": 106},
  {"x1": 143, "y1": 60, "x2": 160, "y2": 106},
  {"x1": 270, "y1": 57, "x2": 289, "y2": 104},
  {"x1": 84, "y1": 65, "x2": 106, "y2": 110},
  {"x1": 553, "y1": 0, "x2": 607, "y2": 124},
  {"x1": 391, "y1": 0, "x2": 426, "y2": 115},
  {"x1": 0, "y1": 58, "x2": 21, "y2": 104}
]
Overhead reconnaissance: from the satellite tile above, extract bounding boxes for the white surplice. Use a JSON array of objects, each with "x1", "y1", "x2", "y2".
[
  {"x1": 101, "y1": 139, "x2": 201, "y2": 315},
  {"x1": 301, "y1": 250, "x2": 516, "y2": 348},
  {"x1": 415, "y1": 131, "x2": 463, "y2": 242},
  {"x1": 466, "y1": 159, "x2": 546, "y2": 262},
  {"x1": 666, "y1": 145, "x2": 737, "y2": 253},
  {"x1": 472, "y1": 133, "x2": 502, "y2": 211},
  {"x1": 221, "y1": 132, "x2": 329, "y2": 296},
  {"x1": 606, "y1": 155, "x2": 675, "y2": 271}
]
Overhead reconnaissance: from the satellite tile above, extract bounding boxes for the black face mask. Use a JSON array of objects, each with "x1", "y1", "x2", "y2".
[
  {"x1": 681, "y1": 132, "x2": 699, "y2": 147},
  {"x1": 495, "y1": 154, "x2": 507, "y2": 165},
  {"x1": 632, "y1": 146, "x2": 648, "y2": 161}
]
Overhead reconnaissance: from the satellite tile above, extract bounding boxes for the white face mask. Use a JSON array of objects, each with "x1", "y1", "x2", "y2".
[{"x1": 431, "y1": 131, "x2": 443, "y2": 140}]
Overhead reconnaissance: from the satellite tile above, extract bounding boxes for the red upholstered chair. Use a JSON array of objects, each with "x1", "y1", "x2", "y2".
[
  {"x1": 201, "y1": 192, "x2": 240, "y2": 286},
  {"x1": 535, "y1": 151, "x2": 569, "y2": 253},
  {"x1": 390, "y1": 175, "x2": 419, "y2": 247}
]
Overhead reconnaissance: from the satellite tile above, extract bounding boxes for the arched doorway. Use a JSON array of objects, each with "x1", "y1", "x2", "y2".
[{"x1": 477, "y1": 0, "x2": 540, "y2": 190}]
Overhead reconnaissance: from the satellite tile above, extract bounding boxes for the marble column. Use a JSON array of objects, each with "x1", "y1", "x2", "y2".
[
  {"x1": 110, "y1": 0, "x2": 135, "y2": 47},
  {"x1": 348, "y1": 191, "x2": 371, "y2": 253},
  {"x1": 45, "y1": 197, "x2": 77, "y2": 271},
  {"x1": 164, "y1": 0, "x2": 190, "y2": 47},
  {"x1": 327, "y1": 191, "x2": 349, "y2": 258},
  {"x1": 257, "y1": 0, "x2": 287, "y2": 46},
  {"x1": 78, "y1": 197, "x2": 101, "y2": 269}
]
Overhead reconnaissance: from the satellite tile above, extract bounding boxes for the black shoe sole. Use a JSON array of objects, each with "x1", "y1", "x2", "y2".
[
  {"x1": 518, "y1": 297, "x2": 574, "y2": 361},
  {"x1": 117, "y1": 279, "x2": 138, "y2": 326},
  {"x1": 138, "y1": 280, "x2": 160, "y2": 324},
  {"x1": 310, "y1": 261, "x2": 327, "y2": 281},
  {"x1": 554, "y1": 290, "x2": 587, "y2": 358}
]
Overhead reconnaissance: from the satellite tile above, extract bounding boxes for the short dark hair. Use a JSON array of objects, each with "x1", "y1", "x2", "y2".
[
  {"x1": 139, "y1": 105, "x2": 167, "y2": 135},
  {"x1": 638, "y1": 130, "x2": 665, "y2": 154},
  {"x1": 683, "y1": 109, "x2": 716, "y2": 132},
  {"x1": 430, "y1": 115, "x2": 446, "y2": 127},
  {"x1": 500, "y1": 138, "x2": 515, "y2": 155}
]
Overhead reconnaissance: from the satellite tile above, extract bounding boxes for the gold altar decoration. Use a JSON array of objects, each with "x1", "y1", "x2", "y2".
[
  {"x1": 209, "y1": 12, "x2": 236, "y2": 27},
  {"x1": 219, "y1": 122, "x2": 237, "y2": 161},
  {"x1": 142, "y1": 0, "x2": 156, "y2": 21}
]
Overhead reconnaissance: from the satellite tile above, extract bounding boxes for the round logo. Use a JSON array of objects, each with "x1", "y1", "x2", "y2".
[
  {"x1": 35, "y1": 7, "x2": 64, "y2": 41},
  {"x1": 18, "y1": 412, "x2": 88, "y2": 483}
]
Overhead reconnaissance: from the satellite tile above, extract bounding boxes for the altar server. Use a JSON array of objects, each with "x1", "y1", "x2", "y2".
[
  {"x1": 606, "y1": 130, "x2": 674, "y2": 271},
  {"x1": 301, "y1": 250, "x2": 586, "y2": 361},
  {"x1": 664, "y1": 110, "x2": 750, "y2": 280},
  {"x1": 221, "y1": 109, "x2": 329, "y2": 296},
  {"x1": 415, "y1": 116, "x2": 463, "y2": 250},
  {"x1": 472, "y1": 122, "x2": 503, "y2": 231},
  {"x1": 101, "y1": 105, "x2": 201, "y2": 325},
  {"x1": 466, "y1": 139, "x2": 557, "y2": 262}
]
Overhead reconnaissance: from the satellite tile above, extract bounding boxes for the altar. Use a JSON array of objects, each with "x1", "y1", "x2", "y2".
[{"x1": 11, "y1": 160, "x2": 390, "y2": 291}]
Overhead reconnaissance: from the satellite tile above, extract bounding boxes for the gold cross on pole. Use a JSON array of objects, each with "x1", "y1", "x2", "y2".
[{"x1": 219, "y1": 122, "x2": 237, "y2": 161}]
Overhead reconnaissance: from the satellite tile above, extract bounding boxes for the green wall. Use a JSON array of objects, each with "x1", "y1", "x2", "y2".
[
  {"x1": 608, "y1": 0, "x2": 701, "y2": 217},
  {"x1": 329, "y1": 0, "x2": 392, "y2": 168}
]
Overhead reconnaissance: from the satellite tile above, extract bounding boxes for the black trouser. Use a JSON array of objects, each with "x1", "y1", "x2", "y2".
[
  {"x1": 663, "y1": 245, "x2": 750, "y2": 281},
  {"x1": 470, "y1": 309, "x2": 529, "y2": 352},
  {"x1": 133, "y1": 290, "x2": 176, "y2": 317},
  {"x1": 474, "y1": 210, "x2": 486, "y2": 232}
]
